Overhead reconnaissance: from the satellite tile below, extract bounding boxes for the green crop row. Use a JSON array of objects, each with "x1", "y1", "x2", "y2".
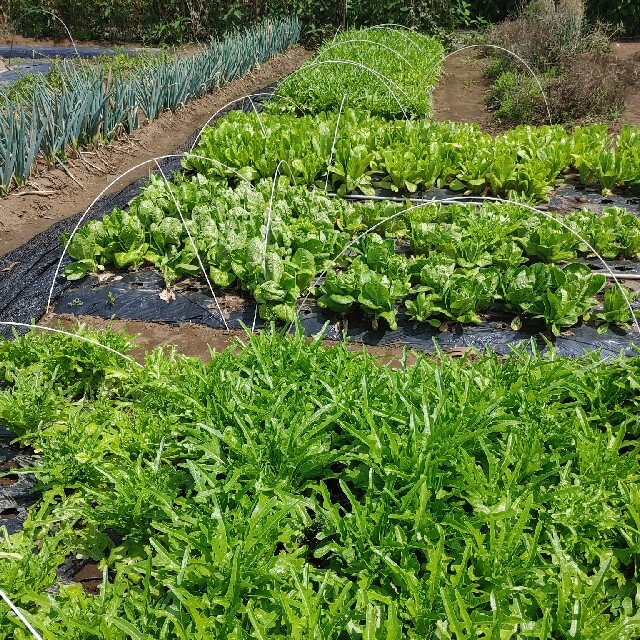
[
  {"x1": 1, "y1": 328, "x2": 640, "y2": 638},
  {"x1": 187, "y1": 109, "x2": 640, "y2": 201},
  {"x1": 0, "y1": 17, "x2": 301, "y2": 194},
  {"x1": 63, "y1": 174, "x2": 640, "y2": 334},
  {"x1": 319, "y1": 244, "x2": 635, "y2": 336},
  {"x1": 269, "y1": 27, "x2": 445, "y2": 117}
]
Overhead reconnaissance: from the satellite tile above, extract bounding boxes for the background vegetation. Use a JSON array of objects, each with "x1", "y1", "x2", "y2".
[
  {"x1": 1, "y1": 0, "x2": 639, "y2": 44},
  {"x1": 485, "y1": 0, "x2": 639, "y2": 125},
  {"x1": 471, "y1": 0, "x2": 640, "y2": 35},
  {"x1": 1, "y1": 0, "x2": 478, "y2": 44}
]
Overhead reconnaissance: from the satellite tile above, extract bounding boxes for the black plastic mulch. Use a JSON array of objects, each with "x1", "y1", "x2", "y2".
[
  {"x1": 548, "y1": 181, "x2": 640, "y2": 216},
  {"x1": 56, "y1": 268, "x2": 640, "y2": 359},
  {"x1": 0, "y1": 88, "x2": 276, "y2": 338},
  {"x1": 0, "y1": 62, "x2": 52, "y2": 84},
  {"x1": 0, "y1": 425, "x2": 36, "y2": 535},
  {"x1": 1, "y1": 81, "x2": 640, "y2": 357},
  {"x1": 0, "y1": 45, "x2": 144, "y2": 60},
  {"x1": 0, "y1": 45, "x2": 149, "y2": 85}
]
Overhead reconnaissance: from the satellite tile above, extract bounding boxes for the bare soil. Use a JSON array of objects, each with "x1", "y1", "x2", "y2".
[
  {"x1": 40, "y1": 312, "x2": 248, "y2": 362},
  {"x1": 0, "y1": 45, "x2": 312, "y2": 256},
  {"x1": 432, "y1": 49, "x2": 496, "y2": 130},
  {"x1": 611, "y1": 41, "x2": 640, "y2": 128},
  {"x1": 40, "y1": 313, "x2": 475, "y2": 367},
  {"x1": 611, "y1": 41, "x2": 640, "y2": 62}
]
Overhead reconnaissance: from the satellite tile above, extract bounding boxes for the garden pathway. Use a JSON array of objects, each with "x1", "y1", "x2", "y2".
[
  {"x1": 432, "y1": 48, "x2": 496, "y2": 131},
  {"x1": 612, "y1": 41, "x2": 640, "y2": 128}
]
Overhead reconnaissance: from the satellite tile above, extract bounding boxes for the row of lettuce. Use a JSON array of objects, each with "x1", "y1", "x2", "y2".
[
  {"x1": 61, "y1": 26, "x2": 640, "y2": 336},
  {"x1": 268, "y1": 27, "x2": 444, "y2": 117},
  {"x1": 188, "y1": 110, "x2": 640, "y2": 201},
  {"x1": 65, "y1": 176, "x2": 639, "y2": 334},
  {"x1": 0, "y1": 17, "x2": 300, "y2": 194}
]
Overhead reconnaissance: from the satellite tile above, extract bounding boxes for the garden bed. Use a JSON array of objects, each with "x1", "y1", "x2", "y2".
[
  {"x1": 3, "y1": 26, "x2": 640, "y2": 638},
  {"x1": 52, "y1": 267, "x2": 640, "y2": 358},
  {"x1": 5, "y1": 78, "x2": 640, "y2": 354},
  {"x1": 0, "y1": 17, "x2": 302, "y2": 195}
]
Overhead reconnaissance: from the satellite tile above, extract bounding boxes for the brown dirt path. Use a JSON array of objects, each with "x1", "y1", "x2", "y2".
[
  {"x1": 432, "y1": 49, "x2": 495, "y2": 130},
  {"x1": 612, "y1": 41, "x2": 640, "y2": 128},
  {"x1": 40, "y1": 313, "x2": 248, "y2": 362},
  {"x1": 0, "y1": 45, "x2": 312, "y2": 256},
  {"x1": 41, "y1": 313, "x2": 464, "y2": 367}
]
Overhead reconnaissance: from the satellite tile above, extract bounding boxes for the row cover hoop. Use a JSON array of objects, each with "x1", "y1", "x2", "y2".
[
  {"x1": 7, "y1": 24, "x2": 633, "y2": 385},
  {"x1": 291, "y1": 195, "x2": 640, "y2": 337}
]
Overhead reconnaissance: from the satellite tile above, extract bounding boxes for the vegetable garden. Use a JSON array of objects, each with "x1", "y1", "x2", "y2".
[
  {"x1": 2, "y1": 24, "x2": 640, "y2": 639},
  {"x1": 0, "y1": 17, "x2": 301, "y2": 194}
]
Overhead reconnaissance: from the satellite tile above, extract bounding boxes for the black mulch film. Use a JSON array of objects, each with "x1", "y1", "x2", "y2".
[
  {"x1": 0, "y1": 45, "x2": 147, "y2": 85},
  {"x1": 56, "y1": 268, "x2": 640, "y2": 359},
  {"x1": 0, "y1": 45, "x2": 142, "y2": 59},
  {"x1": 0, "y1": 425, "x2": 37, "y2": 535},
  {"x1": 1, "y1": 83, "x2": 640, "y2": 359}
]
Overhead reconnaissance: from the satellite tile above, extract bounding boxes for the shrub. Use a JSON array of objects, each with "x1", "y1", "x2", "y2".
[
  {"x1": 587, "y1": 0, "x2": 640, "y2": 37},
  {"x1": 488, "y1": 52, "x2": 638, "y2": 125},
  {"x1": 471, "y1": 0, "x2": 640, "y2": 36},
  {"x1": 484, "y1": 0, "x2": 637, "y2": 125},
  {"x1": 487, "y1": 70, "x2": 544, "y2": 123},
  {"x1": 486, "y1": 0, "x2": 611, "y2": 72},
  {"x1": 545, "y1": 52, "x2": 639, "y2": 123}
]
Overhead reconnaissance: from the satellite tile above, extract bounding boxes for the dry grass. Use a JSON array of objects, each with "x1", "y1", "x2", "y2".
[
  {"x1": 485, "y1": 0, "x2": 633, "y2": 124},
  {"x1": 488, "y1": 51, "x2": 638, "y2": 125},
  {"x1": 545, "y1": 52, "x2": 639, "y2": 123},
  {"x1": 487, "y1": 0, "x2": 612, "y2": 71}
]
